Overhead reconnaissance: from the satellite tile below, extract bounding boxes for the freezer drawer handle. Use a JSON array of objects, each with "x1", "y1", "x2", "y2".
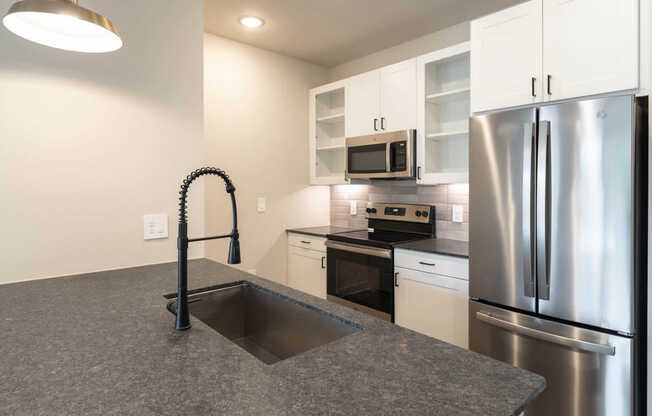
[{"x1": 476, "y1": 312, "x2": 616, "y2": 356}]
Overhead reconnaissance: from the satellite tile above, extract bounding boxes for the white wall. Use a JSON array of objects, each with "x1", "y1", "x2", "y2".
[
  {"x1": 0, "y1": 0, "x2": 205, "y2": 283},
  {"x1": 203, "y1": 34, "x2": 330, "y2": 284},
  {"x1": 328, "y1": 22, "x2": 469, "y2": 81}
]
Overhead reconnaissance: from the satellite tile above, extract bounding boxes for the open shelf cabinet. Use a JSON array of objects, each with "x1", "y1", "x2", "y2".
[
  {"x1": 417, "y1": 42, "x2": 470, "y2": 185},
  {"x1": 309, "y1": 81, "x2": 348, "y2": 185}
]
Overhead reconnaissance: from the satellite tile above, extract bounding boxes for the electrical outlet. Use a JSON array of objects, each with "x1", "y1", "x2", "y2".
[
  {"x1": 144, "y1": 214, "x2": 168, "y2": 240},
  {"x1": 257, "y1": 197, "x2": 266, "y2": 213},
  {"x1": 452, "y1": 205, "x2": 464, "y2": 223},
  {"x1": 349, "y1": 200, "x2": 357, "y2": 215}
]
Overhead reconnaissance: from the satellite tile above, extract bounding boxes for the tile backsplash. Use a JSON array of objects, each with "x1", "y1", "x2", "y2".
[{"x1": 330, "y1": 182, "x2": 469, "y2": 241}]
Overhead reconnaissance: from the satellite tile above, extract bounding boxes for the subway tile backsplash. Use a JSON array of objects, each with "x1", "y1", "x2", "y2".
[{"x1": 330, "y1": 182, "x2": 469, "y2": 242}]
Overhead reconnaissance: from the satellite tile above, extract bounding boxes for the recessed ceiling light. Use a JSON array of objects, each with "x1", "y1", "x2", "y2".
[
  {"x1": 239, "y1": 16, "x2": 264, "y2": 29},
  {"x1": 2, "y1": 0, "x2": 122, "y2": 53}
]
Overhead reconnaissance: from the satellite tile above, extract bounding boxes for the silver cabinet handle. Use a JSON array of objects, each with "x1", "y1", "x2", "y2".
[
  {"x1": 321, "y1": 256, "x2": 326, "y2": 269},
  {"x1": 522, "y1": 122, "x2": 536, "y2": 298},
  {"x1": 373, "y1": 118, "x2": 379, "y2": 131},
  {"x1": 418, "y1": 261, "x2": 435, "y2": 267},
  {"x1": 547, "y1": 74, "x2": 552, "y2": 96},
  {"x1": 394, "y1": 272, "x2": 399, "y2": 287},
  {"x1": 537, "y1": 121, "x2": 551, "y2": 300},
  {"x1": 381, "y1": 117, "x2": 386, "y2": 130},
  {"x1": 476, "y1": 312, "x2": 615, "y2": 356},
  {"x1": 325, "y1": 240, "x2": 392, "y2": 259}
]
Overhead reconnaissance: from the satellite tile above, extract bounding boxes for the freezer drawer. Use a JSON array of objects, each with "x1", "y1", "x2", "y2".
[{"x1": 469, "y1": 301, "x2": 634, "y2": 416}]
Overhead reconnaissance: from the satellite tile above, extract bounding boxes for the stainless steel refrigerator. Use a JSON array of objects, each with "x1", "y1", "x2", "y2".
[{"x1": 469, "y1": 94, "x2": 647, "y2": 416}]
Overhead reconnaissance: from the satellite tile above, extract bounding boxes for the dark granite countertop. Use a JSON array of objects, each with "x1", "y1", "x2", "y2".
[
  {"x1": 0, "y1": 259, "x2": 543, "y2": 415},
  {"x1": 286, "y1": 225, "x2": 364, "y2": 237},
  {"x1": 397, "y1": 238, "x2": 469, "y2": 258}
]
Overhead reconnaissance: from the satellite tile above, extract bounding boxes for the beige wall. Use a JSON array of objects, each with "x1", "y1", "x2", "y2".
[
  {"x1": 328, "y1": 22, "x2": 469, "y2": 81},
  {"x1": 0, "y1": 0, "x2": 205, "y2": 284},
  {"x1": 203, "y1": 34, "x2": 330, "y2": 284}
]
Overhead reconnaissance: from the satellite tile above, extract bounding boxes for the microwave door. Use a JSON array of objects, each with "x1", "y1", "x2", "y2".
[{"x1": 347, "y1": 144, "x2": 387, "y2": 175}]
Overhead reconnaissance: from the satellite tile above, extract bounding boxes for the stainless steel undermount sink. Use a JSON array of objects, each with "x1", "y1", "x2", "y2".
[{"x1": 165, "y1": 281, "x2": 363, "y2": 364}]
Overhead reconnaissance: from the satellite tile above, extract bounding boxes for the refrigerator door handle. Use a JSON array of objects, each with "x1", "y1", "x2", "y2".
[
  {"x1": 476, "y1": 312, "x2": 616, "y2": 356},
  {"x1": 537, "y1": 121, "x2": 551, "y2": 300},
  {"x1": 522, "y1": 123, "x2": 536, "y2": 298}
]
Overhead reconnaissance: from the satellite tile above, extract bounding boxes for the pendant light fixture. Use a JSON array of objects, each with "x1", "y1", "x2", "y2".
[{"x1": 3, "y1": 0, "x2": 122, "y2": 53}]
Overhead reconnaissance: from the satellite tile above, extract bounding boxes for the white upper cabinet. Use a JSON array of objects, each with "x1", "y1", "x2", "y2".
[
  {"x1": 472, "y1": 0, "x2": 644, "y2": 113},
  {"x1": 542, "y1": 0, "x2": 639, "y2": 102},
  {"x1": 346, "y1": 59, "x2": 417, "y2": 137},
  {"x1": 471, "y1": 0, "x2": 543, "y2": 113},
  {"x1": 346, "y1": 70, "x2": 381, "y2": 137},
  {"x1": 417, "y1": 42, "x2": 471, "y2": 185},
  {"x1": 379, "y1": 59, "x2": 417, "y2": 132},
  {"x1": 309, "y1": 80, "x2": 348, "y2": 185}
]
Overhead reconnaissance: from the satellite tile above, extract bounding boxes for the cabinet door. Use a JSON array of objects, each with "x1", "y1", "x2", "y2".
[
  {"x1": 395, "y1": 267, "x2": 469, "y2": 348},
  {"x1": 380, "y1": 59, "x2": 417, "y2": 132},
  {"x1": 471, "y1": 0, "x2": 543, "y2": 113},
  {"x1": 287, "y1": 245, "x2": 327, "y2": 299},
  {"x1": 346, "y1": 70, "x2": 381, "y2": 137},
  {"x1": 542, "y1": 0, "x2": 639, "y2": 101},
  {"x1": 309, "y1": 82, "x2": 348, "y2": 185}
]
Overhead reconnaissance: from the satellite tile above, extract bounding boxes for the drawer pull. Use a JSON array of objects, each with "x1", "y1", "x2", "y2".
[
  {"x1": 419, "y1": 262, "x2": 436, "y2": 267},
  {"x1": 300, "y1": 241, "x2": 312, "y2": 244}
]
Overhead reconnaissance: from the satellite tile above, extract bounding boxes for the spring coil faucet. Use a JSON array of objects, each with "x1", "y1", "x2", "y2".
[{"x1": 175, "y1": 167, "x2": 240, "y2": 330}]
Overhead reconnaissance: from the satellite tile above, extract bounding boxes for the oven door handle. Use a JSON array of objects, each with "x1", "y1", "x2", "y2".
[{"x1": 325, "y1": 241, "x2": 392, "y2": 259}]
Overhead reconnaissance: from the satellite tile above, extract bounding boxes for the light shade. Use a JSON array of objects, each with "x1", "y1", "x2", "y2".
[
  {"x1": 239, "y1": 16, "x2": 264, "y2": 29},
  {"x1": 3, "y1": 0, "x2": 122, "y2": 53}
]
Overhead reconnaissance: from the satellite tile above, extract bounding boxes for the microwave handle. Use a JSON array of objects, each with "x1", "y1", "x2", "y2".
[{"x1": 386, "y1": 143, "x2": 392, "y2": 173}]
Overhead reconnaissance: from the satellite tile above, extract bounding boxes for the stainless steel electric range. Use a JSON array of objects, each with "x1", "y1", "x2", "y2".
[{"x1": 325, "y1": 203, "x2": 435, "y2": 322}]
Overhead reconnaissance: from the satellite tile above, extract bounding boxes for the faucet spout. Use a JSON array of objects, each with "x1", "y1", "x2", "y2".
[{"x1": 174, "y1": 167, "x2": 240, "y2": 331}]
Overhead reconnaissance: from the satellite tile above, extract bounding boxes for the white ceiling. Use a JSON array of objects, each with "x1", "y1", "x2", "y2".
[{"x1": 204, "y1": 0, "x2": 525, "y2": 67}]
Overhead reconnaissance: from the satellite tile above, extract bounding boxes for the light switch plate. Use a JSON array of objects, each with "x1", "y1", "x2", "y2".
[
  {"x1": 349, "y1": 200, "x2": 357, "y2": 215},
  {"x1": 144, "y1": 214, "x2": 168, "y2": 240},
  {"x1": 452, "y1": 205, "x2": 464, "y2": 223},
  {"x1": 257, "y1": 197, "x2": 266, "y2": 213}
]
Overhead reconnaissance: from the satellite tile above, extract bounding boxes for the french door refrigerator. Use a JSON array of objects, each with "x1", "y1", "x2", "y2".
[{"x1": 469, "y1": 94, "x2": 647, "y2": 416}]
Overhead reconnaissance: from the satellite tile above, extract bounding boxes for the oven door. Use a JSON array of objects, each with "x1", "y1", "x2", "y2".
[{"x1": 325, "y1": 241, "x2": 394, "y2": 322}]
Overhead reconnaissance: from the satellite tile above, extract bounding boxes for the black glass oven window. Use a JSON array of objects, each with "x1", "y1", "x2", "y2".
[
  {"x1": 348, "y1": 144, "x2": 386, "y2": 173},
  {"x1": 327, "y1": 250, "x2": 393, "y2": 315}
]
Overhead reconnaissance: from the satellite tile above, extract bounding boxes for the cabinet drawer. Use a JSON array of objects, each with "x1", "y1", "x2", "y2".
[
  {"x1": 394, "y1": 248, "x2": 468, "y2": 280},
  {"x1": 287, "y1": 233, "x2": 326, "y2": 252}
]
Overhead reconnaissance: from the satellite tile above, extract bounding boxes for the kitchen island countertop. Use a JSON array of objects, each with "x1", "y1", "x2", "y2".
[{"x1": 0, "y1": 259, "x2": 544, "y2": 415}]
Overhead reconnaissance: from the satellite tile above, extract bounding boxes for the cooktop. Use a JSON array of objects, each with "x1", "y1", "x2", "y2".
[{"x1": 327, "y1": 230, "x2": 429, "y2": 249}]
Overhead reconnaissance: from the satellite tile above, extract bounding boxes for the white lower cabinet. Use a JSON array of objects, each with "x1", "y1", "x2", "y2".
[
  {"x1": 395, "y1": 249, "x2": 469, "y2": 348},
  {"x1": 287, "y1": 234, "x2": 327, "y2": 299}
]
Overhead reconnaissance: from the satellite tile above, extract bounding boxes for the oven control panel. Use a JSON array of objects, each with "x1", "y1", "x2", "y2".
[{"x1": 365, "y1": 203, "x2": 434, "y2": 223}]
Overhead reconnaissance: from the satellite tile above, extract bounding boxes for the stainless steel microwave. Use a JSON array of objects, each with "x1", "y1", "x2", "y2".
[{"x1": 345, "y1": 130, "x2": 416, "y2": 180}]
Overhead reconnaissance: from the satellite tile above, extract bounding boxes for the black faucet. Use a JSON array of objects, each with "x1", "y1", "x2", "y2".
[{"x1": 175, "y1": 167, "x2": 240, "y2": 331}]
